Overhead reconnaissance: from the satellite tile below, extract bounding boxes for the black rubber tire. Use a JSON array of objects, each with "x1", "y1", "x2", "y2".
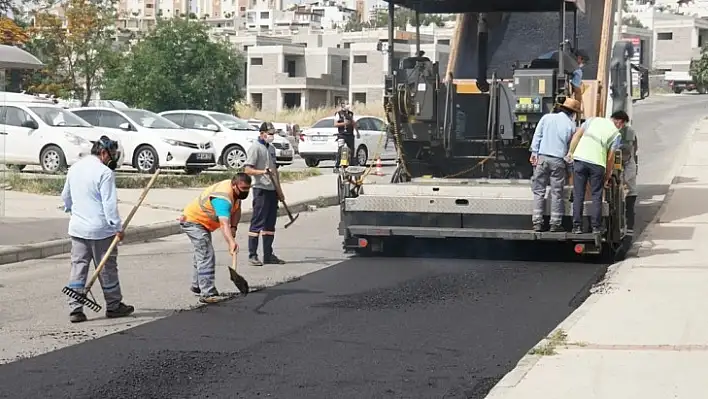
[
  {"x1": 39, "y1": 145, "x2": 68, "y2": 174},
  {"x1": 133, "y1": 145, "x2": 159, "y2": 174},
  {"x1": 305, "y1": 158, "x2": 320, "y2": 167},
  {"x1": 356, "y1": 145, "x2": 368, "y2": 166},
  {"x1": 221, "y1": 145, "x2": 247, "y2": 170}
]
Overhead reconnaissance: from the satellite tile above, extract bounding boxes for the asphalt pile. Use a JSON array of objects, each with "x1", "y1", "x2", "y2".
[{"x1": 454, "y1": 0, "x2": 606, "y2": 80}]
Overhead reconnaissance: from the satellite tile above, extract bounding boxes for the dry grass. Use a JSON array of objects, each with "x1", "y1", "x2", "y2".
[
  {"x1": 1, "y1": 169, "x2": 321, "y2": 196},
  {"x1": 234, "y1": 101, "x2": 387, "y2": 127}
]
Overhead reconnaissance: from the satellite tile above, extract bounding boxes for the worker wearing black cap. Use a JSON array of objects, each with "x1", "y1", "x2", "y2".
[{"x1": 243, "y1": 122, "x2": 286, "y2": 266}]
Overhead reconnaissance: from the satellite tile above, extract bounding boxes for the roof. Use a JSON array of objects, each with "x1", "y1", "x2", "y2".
[
  {"x1": 383, "y1": 0, "x2": 585, "y2": 13},
  {"x1": 0, "y1": 45, "x2": 44, "y2": 69}
]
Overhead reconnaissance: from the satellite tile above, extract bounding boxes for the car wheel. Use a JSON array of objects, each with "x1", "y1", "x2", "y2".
[
  {"x1": 40, "y1": 145, "x2": 68, "y2": 174},
  {"x1": 7, "y1": 164, "x2": 25, "y2": 172},
  {"x1": 222, "y1": 145, "x2": 247, "y2": 170},
  {"x1": 305, "y1": 158, "x2": 320, "y2": 167},
  {"x1": 134, "y1": 145, "x2": 159, "y2": 174},
  {"x1": 356, "y1": 145, "x2": 368, "y2": 166}
]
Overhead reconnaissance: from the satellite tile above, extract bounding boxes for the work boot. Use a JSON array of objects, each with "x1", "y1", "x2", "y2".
[
  {"x1": 571, "y1": 225, "x2": 583, "y2": 234},
  {"x1": 549, "y1": 224, "x2": 565, "y2": 232},
  {"x1": 533, "y1": 223, "x2": 544, "y2": 232},
  {"x1": 106, "y1": 302, "x2": 135, "y2": 319},
  {"x1": 264, "y1": 254, "x2": 286, "y2": 265},
  {"x1": 190, "y1": 286, "x2": 201, "y2": 295},
  {"x1": 249, "y1": 255, "x2": 263, "y2": 266},
  {"x1": 199, "y1": 292, "x2": 226, "y2": 304},
  {"x1": 69, "y1": 310, "x2": 87, "y2": 323},
  {"x1": 592, "y1": 226, "x2": 606, "y2": 235}
]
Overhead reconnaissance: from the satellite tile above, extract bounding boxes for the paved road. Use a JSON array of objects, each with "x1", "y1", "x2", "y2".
[{"x1": 0, "y1": 95, "x2": 702, "y2": 398}]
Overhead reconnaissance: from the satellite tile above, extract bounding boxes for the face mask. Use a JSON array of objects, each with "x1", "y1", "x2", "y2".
[
  {"x1": 236, "y1": 189, "x2": 250, "y2": 200},
  {"x1": 266, "y1": 135, "x2": 275, "y2": 143}
]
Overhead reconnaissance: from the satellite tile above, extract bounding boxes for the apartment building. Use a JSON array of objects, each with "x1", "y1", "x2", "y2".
[{"x1": 245, "y1": 44, "x2": 350, "y2": 112}]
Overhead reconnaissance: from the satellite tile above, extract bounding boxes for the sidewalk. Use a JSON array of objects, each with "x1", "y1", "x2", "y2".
[
  {"x1": 485, "y1": 122, "x2": 708, "y2": 398},
  {"x1": 0, "y1": 170, "x2": 391, "y2": 264}
]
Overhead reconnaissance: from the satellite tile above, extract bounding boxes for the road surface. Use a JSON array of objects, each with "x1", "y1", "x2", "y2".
[{"x1": 0, "y1": 95, "x2": 701, "y2": 399}]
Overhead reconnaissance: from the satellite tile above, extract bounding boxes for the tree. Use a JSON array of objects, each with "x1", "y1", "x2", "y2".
[
  {"x1": 30, "y1": 0, "x2": 118, "y2": 104},
  {"x1": 690, "y1": 46, "x2": 708, "y2": 85},
  {"x1": 102, "y1": 18, "x2": 244, "y2": 113},
  {"x1": 0, "y1": 16, "x2": 29, "y2": 46},
  {"x1": 622, "y1": 15, "x2": 646, "y2": 29},
  {"x1": 345, "y1": 9, "x2": 448, "y2": 31}
]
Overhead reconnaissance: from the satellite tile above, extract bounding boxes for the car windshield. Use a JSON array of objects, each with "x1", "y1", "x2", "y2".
[
  {"x1": 123, "y1": 109, "x2": 181, "y2": 129},
  {"x1": 311, "y1": 118, "x2": 335, "y2": 129},
  {"x1": 29, "y1": 107, "x2": 93, "y2": 127},
  {"x1": 209, "y1": 113, "x2": 257, "y2": 130}
]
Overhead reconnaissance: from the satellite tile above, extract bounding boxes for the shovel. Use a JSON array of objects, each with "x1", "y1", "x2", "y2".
[{"x1": 228, "y1": 252, "x2": 249, "y2": 295}]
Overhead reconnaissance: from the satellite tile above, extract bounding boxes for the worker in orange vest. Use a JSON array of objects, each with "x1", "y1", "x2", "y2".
[{"x1": 180, "y1": 173, "x2": 252, "y2": 303}]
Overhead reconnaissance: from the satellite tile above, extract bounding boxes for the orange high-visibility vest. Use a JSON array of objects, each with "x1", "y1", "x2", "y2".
[{"x1": 182, "y1": 180, "x2": 240, "y2": 232}]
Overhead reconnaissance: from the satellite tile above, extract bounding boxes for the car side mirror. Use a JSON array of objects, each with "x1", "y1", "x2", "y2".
[
  {"x1": 21, "y1": 120, "x2": 39, "y2": 129},
  {"x1": 206, "y1": 124, "x2": 220, "y2": 132},
  {"x1": 118, "y1": 122, "x2": 132, "y2": 131}
]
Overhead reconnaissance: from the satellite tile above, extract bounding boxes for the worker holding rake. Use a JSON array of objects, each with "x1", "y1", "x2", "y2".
[
  {"x1": 62, "y1": 136, "x2": 134, "y2": 323},
  {"x1": 180, "y1": 173, "x2": 252, "y2": 303}
]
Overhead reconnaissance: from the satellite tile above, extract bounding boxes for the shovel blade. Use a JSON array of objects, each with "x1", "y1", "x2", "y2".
[{"x1": 228, "y1": 267, "x2": 250, "y2": 295}]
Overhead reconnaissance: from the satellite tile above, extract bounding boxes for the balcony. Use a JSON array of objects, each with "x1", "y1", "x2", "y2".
[{"x1": 273, "y1": 72, "x2": 345, "y2": 88}]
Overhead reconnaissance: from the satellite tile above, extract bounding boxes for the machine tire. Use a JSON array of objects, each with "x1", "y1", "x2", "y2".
[
  {"x1": 356, "y1": 145, "x2": 368, "y2": 166},
  {"x1": 304, "y1": 158, "x2": 320, "y2": 167},
  {"x1": 133, "y1": 145, "x2": 159, "y2": 174},
  {"x1": 40, "y1": 145, "x2": 68, "y2": 174}
]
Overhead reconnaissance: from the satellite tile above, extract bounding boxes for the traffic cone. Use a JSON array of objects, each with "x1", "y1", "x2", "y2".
[{"x1": 375, "y1": 157, "x2": 384, "y2": 176}]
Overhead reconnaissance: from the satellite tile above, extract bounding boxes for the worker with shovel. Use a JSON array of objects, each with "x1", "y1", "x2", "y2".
[
  {"x1": 180, "y1": 173, "x2": 252, "y2": 303},
  {"x1": 244, "y1": 122, "x2": 287, "y2": 266},
  {"x1": 62, "y1": 136, "x2": 134, "y2": 323}
]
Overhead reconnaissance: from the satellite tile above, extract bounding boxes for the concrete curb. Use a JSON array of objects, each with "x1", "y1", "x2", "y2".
[
  {"x1": 484, "y1": 118, "x2": 702, "y2": 398},
  {"x1": 0, "y1": 195, "x2": 339, "y2": 266}
]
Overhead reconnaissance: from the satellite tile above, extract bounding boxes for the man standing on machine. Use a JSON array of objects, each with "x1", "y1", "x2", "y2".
[
  {"x1": 244, "y1": 122, "x2": 286, "y2": 266},
  {"x1": 334, "y1": 101, "x2": 360, "y2": 170},
  {"x1": 180, "y1": 173, "x2": 251, "y2": 303},
  {"x1": 529, "y1": 98, "x2": 581, "y2": 232},
  {"x1": 567, "y1": 114, "x2": 623, "y2": 234},
  {"x1": 613, "y1": 111, "x2": 639, "y2": 235},
  {"x1": 62, "y1": 136, "x2": 134, "y2": 323},
  {"x1": 570, "y1": 49, "x2": 589, "y2": 105}
]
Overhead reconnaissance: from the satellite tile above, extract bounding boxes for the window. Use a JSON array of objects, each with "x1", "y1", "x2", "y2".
[
  {"x1": 71, "y1": 109, "x2": 100, "y2": 126},
  {"x1": 208, "y1": 113, "x2": 256, "y2": 130},
  {"x1": 28, "y1": 107, "x2": 92, "y2": 127},
  {"x1": 353, "y1": 92, "x2": 367, "y2": 104},
  {"x1": 122, "y1": 109, "x2": 181, "y2": 128},
  {"x1": 251, "y1": 57, "x2": 263, "y2": 65},
  {"x1": 183, "y1": 114, "x2": 217, "y2": 130},
  {"x1": 251, "y1": 93, "x2": 263, "y2": 110},
  {"x1": 311, "y1": 118, "x2": 335, "y2": 128},
  {"x1": 97, "y1": 111, "x2": 131, "y2": 129},
  {"x1": 356, "y1": 117, "x2": 373, "y2": 131},
  {"x1": 260, "y1": 11, "x2": 269, "y2": 18},
  {"x1": 369, "y1": 118, "x2": 385, "y2": 131},
  {"x1": 438, "y1": 39, "x2": 450, "y2": 45},
  {"x1": 286, "y1": 60, "x2": 296, "y2": 77},
  {"x1": 2, "y1": 107, "x2": 33, "y2": 127},
  {"x1": 341, "y1": 59, "x2": 349, "y2": 85},
  {"x1": 657, "y1": 32, "x2": 673, "y2": 40},
  {"x1": 353, "y1": 55, "x2": 367, "y2": 63},
  {"x1": 343, "y1": 42, "x2": 351, "y2": 49},
  {"x1": 161, "y1": 113, "x2": 185, "y2": 125}
]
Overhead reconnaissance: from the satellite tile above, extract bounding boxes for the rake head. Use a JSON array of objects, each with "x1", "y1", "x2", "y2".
[{"x1": 61, "y1": 286, "x2": 102, "y2": 312}]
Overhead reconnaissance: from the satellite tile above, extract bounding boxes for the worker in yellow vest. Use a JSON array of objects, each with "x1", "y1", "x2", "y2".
[
  {"x1": 180, "y1": 173, "x2": 252, "y2": 303},
  {"x1": 566, "y1": 113, "x2": 623, "y2": 235}
]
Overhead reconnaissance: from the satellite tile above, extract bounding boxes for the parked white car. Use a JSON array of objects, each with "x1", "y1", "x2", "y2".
[
  {"x1": 160, "y1": 110, "x2": 295, "y2": 169},
  {"x1": 69, "y1": 107, "x2": 217, "y2": 174},
  {"x1": 0, "y1": 100, "x2": 126, "y2": 173},
  {"x1": 298, "y1": 115, "x2": 396, "y2": 167}
]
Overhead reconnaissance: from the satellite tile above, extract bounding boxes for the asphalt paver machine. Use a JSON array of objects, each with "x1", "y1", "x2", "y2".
[{"x1": 339, "y1": 0, "x2": 642, "y2": 259}]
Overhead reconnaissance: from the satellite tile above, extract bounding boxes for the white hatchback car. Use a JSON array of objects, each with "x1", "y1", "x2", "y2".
[
  {"x1": 298, "y1": 115, "x2": 396, "y2": 167},
  {"x1": 70, "y1": 107, "x2": 217, "y2": 174},
  {"x1": 160, "y1": 110, "x2": 295, "y2": 169},
  {"x1": 0, "y1": 101, "x2": 125, "y2": 173}
]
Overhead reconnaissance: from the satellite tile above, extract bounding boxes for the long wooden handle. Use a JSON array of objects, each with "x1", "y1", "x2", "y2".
[
  {"x1": 85, "y1": 169, "x2": 161, "y2": 290},
  {"x1": 231, "y1": 252, "x2": 237, "y2": 273}
]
